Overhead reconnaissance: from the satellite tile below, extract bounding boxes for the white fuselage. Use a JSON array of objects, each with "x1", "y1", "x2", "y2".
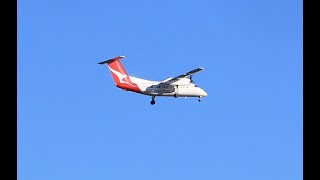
[{"x1": 129, "y1": 76, "x2": 207, "y2": 97}]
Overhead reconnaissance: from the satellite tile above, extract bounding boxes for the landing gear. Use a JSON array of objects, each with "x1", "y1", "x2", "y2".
[
  {"x1": 174, "y1": 94, "x2": 178, "y2": 98},
  {"x1": 198, "y1": 96, "x2": 202, "y2": 102},
  {"x1": 150, "y1": 96, "x2": 156, "y2": 105}
]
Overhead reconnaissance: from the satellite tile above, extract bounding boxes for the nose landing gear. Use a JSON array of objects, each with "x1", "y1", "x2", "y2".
[{"x1": 198, "y1": 96, "x2": 202, "y2": 102}]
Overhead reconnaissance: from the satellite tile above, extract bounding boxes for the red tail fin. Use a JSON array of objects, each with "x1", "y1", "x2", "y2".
[
  {"x1": 98, "y1": 56, "x2": 140, "y2": 92},
  {"x1": 98, "y1": 56, "x2": 132, "y2": 84}
]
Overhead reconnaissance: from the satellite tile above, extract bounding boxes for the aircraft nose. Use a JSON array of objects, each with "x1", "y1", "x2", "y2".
[{"x1": 199, "y1": 88, "x2": 208, "y2": 97}]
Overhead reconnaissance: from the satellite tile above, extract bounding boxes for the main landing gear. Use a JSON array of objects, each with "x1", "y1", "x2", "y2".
[{"x1": 150, "y1": 96, "x2": 156, "y2": 105}]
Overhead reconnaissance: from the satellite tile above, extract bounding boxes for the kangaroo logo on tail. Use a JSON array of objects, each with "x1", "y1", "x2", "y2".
[
  {"x1": 107, "y1": 66, "x2": 135, "y2": 87},
  {"x1": 98, "y1": 56, "x2": 140, "y2": 92}
]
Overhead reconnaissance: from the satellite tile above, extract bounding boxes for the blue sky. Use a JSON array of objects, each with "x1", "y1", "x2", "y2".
[{"x1": 18, "y1": 0, "x2": 302, "y2": 179}]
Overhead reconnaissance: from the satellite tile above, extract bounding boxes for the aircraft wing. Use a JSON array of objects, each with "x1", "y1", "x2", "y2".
[{"x1": 161, "y1": 67, "x2": 204, "y2": 83}]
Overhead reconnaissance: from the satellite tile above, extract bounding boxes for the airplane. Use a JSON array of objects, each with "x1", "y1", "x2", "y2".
[{"x1": 98, "y1": 56, "x2": 207, "y2": 105}]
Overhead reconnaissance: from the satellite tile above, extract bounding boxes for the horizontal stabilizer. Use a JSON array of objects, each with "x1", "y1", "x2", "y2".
[{"x1": 98, "y1": 56, "x2": 125, "y2": 65}]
